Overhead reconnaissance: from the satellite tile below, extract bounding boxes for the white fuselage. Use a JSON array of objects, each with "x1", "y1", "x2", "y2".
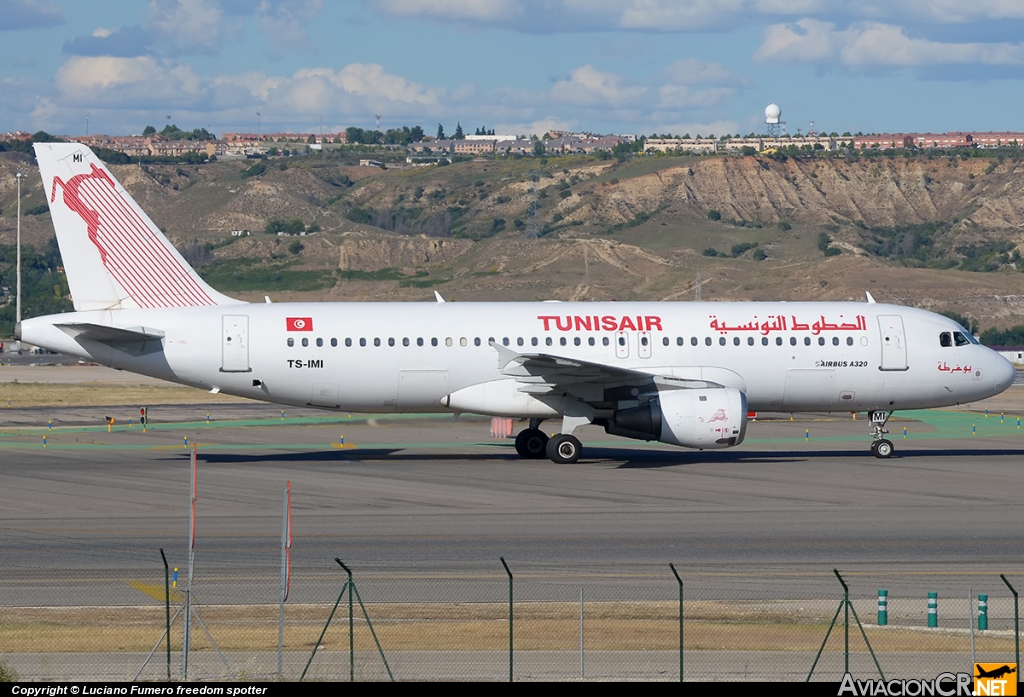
[{"x1": 19, "y1": 300, "x2": 1016, "y2": 416}]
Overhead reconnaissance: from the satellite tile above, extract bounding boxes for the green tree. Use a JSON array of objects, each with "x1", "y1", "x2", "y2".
[
  {"x1": 454, "y1": 122, "x2": 464, "y2": 140},
  {"x1": 436, "y1": 123, "x2": 446, "y2": 140},
  {"x1": 142, "y1": 125, "x2": 156, "y2": 136},
  {"x1": 707, "y1": 209, "x2": 721, "y2": 221}
]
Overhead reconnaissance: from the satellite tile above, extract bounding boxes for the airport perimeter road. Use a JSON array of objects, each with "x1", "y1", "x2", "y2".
[{"x1": 1, "y1": 402, "x2": 1023, "y2": 583}]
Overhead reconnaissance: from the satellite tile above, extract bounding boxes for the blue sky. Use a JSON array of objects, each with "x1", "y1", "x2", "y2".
[{"x1": 3, "y1": 1, "x2": 1024, "y2": 138}]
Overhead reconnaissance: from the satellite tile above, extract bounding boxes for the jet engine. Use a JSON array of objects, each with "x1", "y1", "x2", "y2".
[{"x1": 602, "y1": 387, "x2": 747, "y2": 449}]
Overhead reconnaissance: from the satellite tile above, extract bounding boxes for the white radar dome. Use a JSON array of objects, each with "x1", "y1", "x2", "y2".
[{"x1": 765, "y1": 103, "x2": 781, "y2": 124}]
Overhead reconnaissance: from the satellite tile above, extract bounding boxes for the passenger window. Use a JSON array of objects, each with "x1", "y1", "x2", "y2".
[
  {"x1": 705, "y1": 337, "x2": 712, "y2": 346},
  {"x1": 503, "y1": 337, "x2": 510, "y2": 346},
  {"x1": 302, "y1": 338, "x2": 309, "y2": 347},
  {"x1": 846, "y1": 337, "x2": 854, "y2": 346},
  {"x1": 602, "y1": 337, "x2": 610, "y2": 346},
  {"x1": 403, "y1": 338, "x2": 410, "y2": 347},
  {"x1": 832, "y1": 337, "x2": 839, "y2": 346},
  {"x1": 818, "y1": 337, "x2": 825, "y2": 346},
  {"x1": 804, "y1": 337, "x2": 811, "y2": 346},
  {"x1": 732, "y1": 337, "x2": 740, "y2": 346},
  {"x1": 790, "y1": 337, "x2": 797, "y2": 346},
  {"x1": 574, "y1": 337, "x2": 581, "y2": 346},
  {"x1": 446, "y1": 338, "x2": 453, "y2": 347},
  {"x1": 431, "y1": 338, "x2": 438, "y2": 347},
  {"x1": 641, "y1": 336, "x2": 649, "y2": 346},
  {"x1": 691, "y1": 337, "x2": 698, "y2": 346},
  {"x1": 345, "y1": 338, "x2": 352, "y2": 347},
  {"x1": 331, "y1": 338, "x2": 337, "y2": 347},
  {"x1": 532, "y1": 337, "x2": 538, "y2": 346},
  {"x1": 474, "y1": 337, "x2": 481, "y2": 347},
  {"x1": 460, "y1": 338, "x2": 467, "y2": 347},
  {"x1": 417, "y1": 338, "x2": 424, "y2": 347},
  {"x1": 360, "y1": 338, "x2": 366, "y2": 347},
  {"x1": 588, "y1": 337, "x2": 595, "y2": 346},
  {"x1": 663, "y1": 337, "x2": 670, "y2": 347},
  {"x1": 387, "y1": 338, "x2": 394, "y2": 347},
  {"x1": 545, "y1": 337, "x2": 553, "y2": 346},
  {"x1": 559, "y1": 337, "x2": 567, "y2": 346},
  {"x1": 517, "y1": 337, "x2": 524, "y2": 346},
  {"x1": 618, "y1": 336, "x2": 626, "y2": 346},
  {"x1": 719, "y1": 337, "x2": 727, "y2": 346},
  {"x1": 488, "y1": 337, "x2": 494, "y2": 344},
  {"x1": 316, "y1": 338, "x2": 323, "y2": 347},
  {"x1": 762, "y1": 337, "x2": 768, "y2": 346},
  {"x1": 776, "y1": 337, "x2": 783, "y2": 346},
  {"x1": 374, "y1": 338, "x2": 381, "y2": 347},
  {"x1": 677, "y1": 337, "x2": 684, "y2": 346},
  {"x1": 953, "y1": 332, "x2": 970, "y2": 347},
  {"x1": 939, "y1": 332, "x2": 952, "y2": 348},
  {"x1": 747, "y1": 337, "x2": 754, "y2": 346},
  {"x1": 287, "y1": 338, "x2": 294, "y2": 347}
]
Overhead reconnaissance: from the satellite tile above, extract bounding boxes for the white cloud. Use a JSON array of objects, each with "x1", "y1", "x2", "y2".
[
  {"x1": 754, "y1": 17, "x2": 836, "y2": 63},
  {"x1": 55, "y1": 56, "x2": 204, "y2": 106},
  {"x1": 54, "y1": 56, "x2": 446, "y2": 119},
  {"x1": 495, "y1": 117, "x2": 577, "y2": 137},
  {"x1": 551, "y1": 65, "x2": 647, "y2": 107},
  {"x1": 0, "y1": 0, "x2": 63, "y2": 31},
  {"x1": 257, "y1": 0, "x2": 323, "y2": 50},
  {"x1": 147, "y1": 0, "x2": 226, "y2": 54},
  {"x1": 755, "y1": 18, "x2": 1024, "y2": 67}
]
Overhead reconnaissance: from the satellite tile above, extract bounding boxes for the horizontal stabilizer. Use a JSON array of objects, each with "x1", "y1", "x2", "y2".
[{"x1": 56, "y1": 322, "x2": 165, "y2": 344}]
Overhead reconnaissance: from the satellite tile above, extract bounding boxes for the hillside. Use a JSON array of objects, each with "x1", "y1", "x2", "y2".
[{"x1": 3, "y1": 149, "x2": 1024, "y2": 330}]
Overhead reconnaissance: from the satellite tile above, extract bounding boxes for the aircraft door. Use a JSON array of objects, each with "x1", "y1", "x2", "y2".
[
  {"x1": 877, "y1": 315, "x2": 908, "y2": 371},
  {"x1": 615, "y1": 331, "x2": 630, "y2": 358},
  {"x1": 638, "y1": 331, "x2": 652, "y2": 359},
  {"x1": 221, "y1": 315, "x2": 250, "y2": 373}
]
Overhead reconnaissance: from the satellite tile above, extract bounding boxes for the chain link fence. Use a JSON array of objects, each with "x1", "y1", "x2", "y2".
[{"x1": 0, "y1": 560, "x2": 1019, "y2": 682}]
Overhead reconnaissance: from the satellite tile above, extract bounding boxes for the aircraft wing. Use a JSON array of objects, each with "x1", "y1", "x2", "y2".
[{"x1": 490, "y1": 341, "x2": 719, "y2": 396}]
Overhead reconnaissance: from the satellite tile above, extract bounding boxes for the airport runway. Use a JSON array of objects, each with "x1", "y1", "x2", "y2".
[{"x1": 2, "y1": 393, "x2": 1024, "y2": 598}]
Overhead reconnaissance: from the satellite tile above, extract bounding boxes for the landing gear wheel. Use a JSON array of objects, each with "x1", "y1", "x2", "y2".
[
  {"x1": 515, "y1": 428, "x2": 548, "y2": 459},
  {"x1": 546, "y1": 434, "x2": 583, "y2": 464},
  {"x1": 872, "y1": 439, "x2": 894, "y2": 459}
]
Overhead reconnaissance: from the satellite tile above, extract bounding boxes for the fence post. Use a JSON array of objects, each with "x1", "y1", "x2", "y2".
[
  {"x1": 978, "y1": 594, "x2": 988, "y2": 631},
  {"x1": 928, "y1": 592, "x2": 938, "y2": 628},
  {"x1": 160, "y1": 548, "x2": 171, "y2": 681},
  {"x1": 878, "y1": 590, "x2": 888, "y2": 626},
  {"x1": 670, "y1": 563, "x2": 683, "y2": 682},
  {"x1": 501, "y1": 557, "x2": 513, "y2": 683},
  {"x1": 1000, "y1": 575, "x2": 1019, "y2": 670}
]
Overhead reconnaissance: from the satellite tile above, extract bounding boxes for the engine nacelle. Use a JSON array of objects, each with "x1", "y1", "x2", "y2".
[{"x1": 603, "y1": 387, "x2": 747, "y2": 449}]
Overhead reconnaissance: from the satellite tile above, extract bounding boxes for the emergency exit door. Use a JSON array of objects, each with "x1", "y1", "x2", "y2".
[{"x1": 877, "y1": 315, "x2": 908, "y2": 371}]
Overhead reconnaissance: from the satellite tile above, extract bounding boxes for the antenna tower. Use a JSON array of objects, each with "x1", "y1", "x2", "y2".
[{"x1": 375, "y1": 114, "x2": 382, "y2": 131}]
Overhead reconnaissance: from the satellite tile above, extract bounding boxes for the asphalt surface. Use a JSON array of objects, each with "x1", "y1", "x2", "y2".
[{"x1": 1, "y1": 393, "x2": 1023, "y2": 596}]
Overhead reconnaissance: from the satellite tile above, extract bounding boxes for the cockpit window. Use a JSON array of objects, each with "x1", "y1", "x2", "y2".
[
  {"x1": 953, "y1": 331, "x2": 971, "y2": 347},
  {"x1": 939, "y1": 332, "x2": 952, "y2": 348}
]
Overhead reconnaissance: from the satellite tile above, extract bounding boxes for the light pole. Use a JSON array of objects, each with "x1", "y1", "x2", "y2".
[{"x1": 15, "y1": 171, "x2": 24, "y2": 342}]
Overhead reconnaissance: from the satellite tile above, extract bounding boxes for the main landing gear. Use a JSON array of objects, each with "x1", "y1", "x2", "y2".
[
  {"x1": 869, "y1": 410, "x2": 894, "y2": 459},
  {"x1": 514, "y1": 419, "x2": 585, "y2": 464}
]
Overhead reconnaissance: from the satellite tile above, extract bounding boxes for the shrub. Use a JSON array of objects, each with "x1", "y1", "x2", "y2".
[{"x1": 707, "y1": 209, "x2": 721, "y2": 221}]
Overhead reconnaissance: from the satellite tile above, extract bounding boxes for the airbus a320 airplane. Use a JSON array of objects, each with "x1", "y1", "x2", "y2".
[{"x1": 17, "y1": 144, "x2": 1016, "y2": 463}]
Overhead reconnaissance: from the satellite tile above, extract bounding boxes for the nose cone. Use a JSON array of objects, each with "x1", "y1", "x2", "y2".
[{"x1": 992, "y1": 353, "x2": 1016, "y2": 393}]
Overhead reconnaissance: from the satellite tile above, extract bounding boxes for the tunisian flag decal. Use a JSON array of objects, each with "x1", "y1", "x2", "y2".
[{"x1": 286, "y1": 317, "x2": 313, "y2": 331}]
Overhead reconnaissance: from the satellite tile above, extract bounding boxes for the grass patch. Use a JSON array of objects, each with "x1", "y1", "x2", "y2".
[
  {"x1": 0, "y1": 383, "x2": 246, "y2": 408},
  {"x1": 198, "y1": 258, "x2": 337, "y2": 292}
]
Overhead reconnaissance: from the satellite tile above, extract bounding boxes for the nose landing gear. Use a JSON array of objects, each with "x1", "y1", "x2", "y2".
[{"x1": 869, "y1": 410, "x2": 894, "y2": 458}]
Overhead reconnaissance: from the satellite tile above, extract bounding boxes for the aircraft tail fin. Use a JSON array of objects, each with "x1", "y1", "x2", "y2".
[{"x1": 33, "y1": 142, "x2": 242, "y2": 311}]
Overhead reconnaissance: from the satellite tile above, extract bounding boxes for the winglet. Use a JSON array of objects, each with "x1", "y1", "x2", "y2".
[
  {"x1": 865, "y1": 291, "x2": 876, "y2": 304},
  {"x1": 434, "y1": 291, "x2": 445, "y2": 303}
]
